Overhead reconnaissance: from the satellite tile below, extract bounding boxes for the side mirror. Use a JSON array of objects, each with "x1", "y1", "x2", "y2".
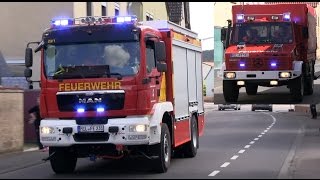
[
  {"x1": 155, "y1": 41, "x2": 166, "y2": 62},
  {"x1": 25, "y1": 48, "x2": 33, "y2": 67},
  {"x1": 302, "y1": 27, "x2": 308, "y2": 39},
  {"x1": 221, "y1": 28, "x2": 227, "y2": 41},
  {"x1": 24, "y1": 68, "x2": 32, "y2": 78},
  {"x1": 156, "y1": 62, "x2": 167, "y2": 72}
]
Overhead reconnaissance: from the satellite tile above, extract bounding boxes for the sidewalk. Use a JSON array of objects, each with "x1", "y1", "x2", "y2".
[{"x1": 286, "y1": 114, "x2": 320, "y2": 179}]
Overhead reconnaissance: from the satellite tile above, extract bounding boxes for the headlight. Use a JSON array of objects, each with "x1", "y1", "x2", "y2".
[
  {"x1": 41, "y1": 127, "x2": 55, "y2": 134},
  {"x1": 279, "y1": 72, "x2": 291, "y2": 78},
  {"x1": 129, "y1": 125, "x2": 147, "y2": 132},
  {"x1": 224, "y1": 72, "x2": 236, "y2": 79}
]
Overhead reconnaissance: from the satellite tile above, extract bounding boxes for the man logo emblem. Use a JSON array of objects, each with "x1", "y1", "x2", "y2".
[{"x1": 79, "y1": 97, "x2": 102, "y2": 104}]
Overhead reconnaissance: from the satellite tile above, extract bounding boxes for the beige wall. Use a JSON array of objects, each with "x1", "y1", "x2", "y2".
[
  {"x1": 142, "y1": 2, "x2": 168, "y2": 21},
  {"x1": 315, "y1": 5, "x2": 320, "y2": 60},
  {"x1": 0, "y1": 90, "x2": 24, "y2": 154},
  {"x1": 0, "y1": 2, "x2": 73, "y2": 60},
  {"x1": 74, "y1": 2, "x2": 128, "y2": 17},
  {"x1": 214, "y1": 2, "x2": 239, "y2": 28}
]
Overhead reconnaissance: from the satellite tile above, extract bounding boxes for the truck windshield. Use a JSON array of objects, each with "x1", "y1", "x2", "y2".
[
  {"x1": 44, "y1": 42, "x2": 140, "y2": 79},
  {"x1": 231, "y1": 22, "x2": 293, "y2": 44}
]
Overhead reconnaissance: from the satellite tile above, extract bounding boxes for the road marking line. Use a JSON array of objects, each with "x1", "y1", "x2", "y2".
[
  {"x1": 249, "y1": 141, "x2": 255, "y2": 144},
  {"x1": 208, "y1": 170, "x2": 220, "y2": 176},
  {"x1": 261, "y1": 132, "x2": 265, "y2": 135},
  {"x1": 231, "y1": 155, "x2": 239, "y2": 160},
  {"x1": 254, "y1": 138, "x2": 259, "y2": 141},
  {"x1": 244, "y1": 145, "x2": 250, "y2": 148},
  {"x1": 23, "y1": 147, "x2": 39, "y2": 152},
  {"x1": 238, "y1": 149, "x2": 245, "y2": 153},
  {"x1": 221, "y1": 162, "x2": 230, "y2": 168},
  {"x1": 258, "y1": 135, "x2": 262, "y2": 137}
]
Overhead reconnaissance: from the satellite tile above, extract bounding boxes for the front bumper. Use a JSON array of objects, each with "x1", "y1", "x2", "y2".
[
  {"x1": 223, "y1": 70, "x2": 300, "y2": 81},
  {"x1": 40, "y1": 116, "x2": 159, "y2": 147}
]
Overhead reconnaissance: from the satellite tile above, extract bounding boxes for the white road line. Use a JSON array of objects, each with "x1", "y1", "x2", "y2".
[
  {"x1": 238, "y1": 149, "x2": 245, "y2": 153},
  {"x1": 254, "y1": 138, "x2": 259, "y2": 141},
  {"x1": 264, "y1": 130, "x2": 268, "y2": 132},
  {"x1": 258, "y1": 135, "x2": 262, "y2": 138},
  {"x1": 208, "y1": 170, "x2": 220, "y2": 176},
  {"x1": 261, "y1": 132, "x2": 265, "y2": 135},
  {"x1": 221, "y1": 162, "x2": 230, "y2": 168},
  {"x1": 23, "y1": 147, "x2": 39, "y2": 152},
  {"x1": 244, "y1": 145, "x2": 250, "y2": 148},
  {"x1": 249, "y1": 141, "x2": 255, "y2": 144},
  {"x1": 230, "y1": 155, "x2": 239, "y2": 160}
]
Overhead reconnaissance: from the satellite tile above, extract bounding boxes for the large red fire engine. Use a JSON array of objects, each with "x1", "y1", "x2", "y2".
[
  {"x1": 24, "y1": 15, "x2": 204, "y2": 173},
  {"x1": 220, "y1": 3, "x2": 317, "y2": 102}
]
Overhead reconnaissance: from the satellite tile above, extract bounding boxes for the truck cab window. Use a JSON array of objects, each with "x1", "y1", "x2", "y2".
[{"x1": 146, "y1": 44, "x2": 156, "y2": 74}]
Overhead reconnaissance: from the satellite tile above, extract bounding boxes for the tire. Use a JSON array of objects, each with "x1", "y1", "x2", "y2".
[
  {"x1": 252, "y1": 108, "x2": 255, "y2": 111},
  {"x1": 151, "y1": 124, "x2": 171, "y2": 173},
  {"x1": 223, "y1": 80, "x2": 239, "y2": 102},
  {"x1": 245, "y1": 84, "x2": 258, "y2": 95},
  {"x1": 50, "y1": 147, "x2": 77, "y2": 174},
  {"x1": 290, "y1": 75, "x2": 304, "y2": 102},
  {"x1": 183, "y1": 116, "x2": 199, "y2": 158},
  {"x1": 269, "y1": 108, "x2": 272, "y2": 112}
]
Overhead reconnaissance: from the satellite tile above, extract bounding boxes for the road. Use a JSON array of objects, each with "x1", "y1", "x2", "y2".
[
  {"x1": 213, "y1": 63, "x2": 320, "y2": 104},
  {"x1": 0, "y1": 105, "x2": 307, "y2": 179}
]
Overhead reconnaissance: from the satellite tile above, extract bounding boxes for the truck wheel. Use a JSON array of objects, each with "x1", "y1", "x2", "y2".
[
  {"x1": 245, "y1": 84, "x2": 258, "y2": 95},
  {"x1": 151, "y1": 124, "x2": 171, "y2": 173},
  {"x1": 290, "y1": 75, "x2": 304, "y2": 102},
  {"x1": 182, "y1": 116, "x2": 199, "y2": 158},
  {"x1": 223, "y1": 80, "x2": 239, "y2": 102},
  {"x1": 50, "y1": 147, "x2": 77, "y2": 174}
]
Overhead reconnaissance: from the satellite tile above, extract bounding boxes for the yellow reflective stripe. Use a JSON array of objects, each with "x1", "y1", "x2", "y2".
[{"x1": 159, "y1": 73, "x2": 167, "y2": 102}]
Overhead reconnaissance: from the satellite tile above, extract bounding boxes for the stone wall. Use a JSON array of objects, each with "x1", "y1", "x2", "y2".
[{"x1": 0, "y1": 89, "x2": 24, "y2": 154}]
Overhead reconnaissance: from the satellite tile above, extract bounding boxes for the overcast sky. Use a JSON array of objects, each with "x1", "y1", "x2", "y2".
[{"x1": 189, "y1": 2, "x2": 214, "y2": 50}]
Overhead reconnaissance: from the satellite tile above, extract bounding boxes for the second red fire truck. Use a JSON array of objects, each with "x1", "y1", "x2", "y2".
[{"x1": 221, "y1": 3, "x2": 317, "y2": 102}]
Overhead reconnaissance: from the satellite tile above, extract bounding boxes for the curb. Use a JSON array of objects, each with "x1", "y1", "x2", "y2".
[{"x1": 277, "y1": 125, "x2": 305, "y2": 179}]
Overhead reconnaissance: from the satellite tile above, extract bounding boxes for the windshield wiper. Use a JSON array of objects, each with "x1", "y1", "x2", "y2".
[{"x1": 86, "y1": 72, "x2": 123, "y2": 80}]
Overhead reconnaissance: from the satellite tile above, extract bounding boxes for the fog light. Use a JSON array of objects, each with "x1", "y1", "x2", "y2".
[
  {"x1": 129, "y1": 125, "x2": 147, "y2": 132},
  {"x1": 237, "y1": 81, "x2": 245, "y2": 86},
  {"x1": 270, "y1": 80, "x2": 278, "y2": 85},
  {"x1": 41, "y1": 127, "x2": 55, "y2": 134},
  {"x1": 224, "y1": 72, "x2": 236, "y2": 79},
  {"x1": 279, "y1": 72, "x2": 291, "y2": 78}
]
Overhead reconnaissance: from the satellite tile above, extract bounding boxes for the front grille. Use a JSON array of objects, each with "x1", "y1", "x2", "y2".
[
  {"x1": 56, "y1": 92, "x2": 125, "y2": 112},
  {"x1": 73, "y1": 133, "x2": 109, "y2": 142}
]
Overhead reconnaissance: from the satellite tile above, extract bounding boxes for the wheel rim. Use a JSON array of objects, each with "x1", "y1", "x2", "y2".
[
  {"x1": 163, "y1": 133, "x2": 169, "y2": 163},
  {"x1": 192, "y1": 121, "x2": 197, "y2": 149}
]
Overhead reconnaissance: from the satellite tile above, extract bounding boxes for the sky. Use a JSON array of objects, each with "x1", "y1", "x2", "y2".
[{"x1": 189, "y1": 2, "x2": 215, "y2": 50}]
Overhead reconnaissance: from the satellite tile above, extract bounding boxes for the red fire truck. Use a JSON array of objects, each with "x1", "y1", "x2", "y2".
[
  {"x1": 24, "y1": 16, "x2": 204, "y2": 174},
  {"x1": 220, "y1": 3, "x2": 317, "y2": 102}
]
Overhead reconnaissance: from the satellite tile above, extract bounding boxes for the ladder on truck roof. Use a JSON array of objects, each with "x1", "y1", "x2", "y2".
[{"x1": 141, "y1": 20, "x2": 198, "y2": 39}]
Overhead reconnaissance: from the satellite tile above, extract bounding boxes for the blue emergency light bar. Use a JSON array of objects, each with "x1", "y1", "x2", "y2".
[
  {"x1": 283, "y1": 12, "x2": 291, "y2": 21},
  {"x1": 51, "y1": 15, "x2": 138, "y2": 27}
]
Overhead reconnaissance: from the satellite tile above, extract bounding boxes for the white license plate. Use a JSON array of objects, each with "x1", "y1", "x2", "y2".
[{"x1": 78, "y1": 125, "x2": 104, "y2": 133}]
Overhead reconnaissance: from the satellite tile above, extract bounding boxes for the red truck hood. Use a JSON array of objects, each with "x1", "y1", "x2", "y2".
[{"x1": 225, "y1": 44, "x2": 295, "y2": 71}]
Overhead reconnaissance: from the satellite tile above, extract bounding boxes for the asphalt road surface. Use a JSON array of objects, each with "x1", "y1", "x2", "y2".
[
  {"x1": 213, "y1": 63, "x2": 320, "y2": 104},
  {"x1": 0, "y1": 106, "x2": 305, "y2": 179}
]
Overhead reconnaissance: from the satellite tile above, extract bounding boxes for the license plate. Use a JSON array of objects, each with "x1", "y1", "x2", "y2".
[{"x1": 78, "y1": 125, "x2": 104, "y2": 133}]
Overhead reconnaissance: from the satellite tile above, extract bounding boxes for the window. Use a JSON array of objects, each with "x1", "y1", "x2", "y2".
[
  {"x1": 87, "y1": 2, "x2": 92, "y2": 16},
  {"x1": 146, "y1": 43, "x2": 156, "y2": 74},
  {"x1": 146, "y1": 12, "x2": 154, "y2": 21},
  {"x1": 115, "y1": 2, "x2": 120, "y2": 16},
  {"x1": 102, "y1": 5, "x2": 106, "y2": 16}
]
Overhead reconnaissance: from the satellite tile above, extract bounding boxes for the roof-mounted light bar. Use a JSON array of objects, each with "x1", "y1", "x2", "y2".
[
  {"x1": 51, "y1": 15, "x2": 138, "y2": 27},
  {"x1": 283, "y1": 12, "x2": 291, "y2": 21},
  {"x1": 236, "y1": 14, "x2": 245, "y2": 23}
]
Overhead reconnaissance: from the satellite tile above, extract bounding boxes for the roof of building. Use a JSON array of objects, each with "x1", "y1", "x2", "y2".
[{"x1": 203, "y1": 61, "x2": 214, "y2": 67}]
